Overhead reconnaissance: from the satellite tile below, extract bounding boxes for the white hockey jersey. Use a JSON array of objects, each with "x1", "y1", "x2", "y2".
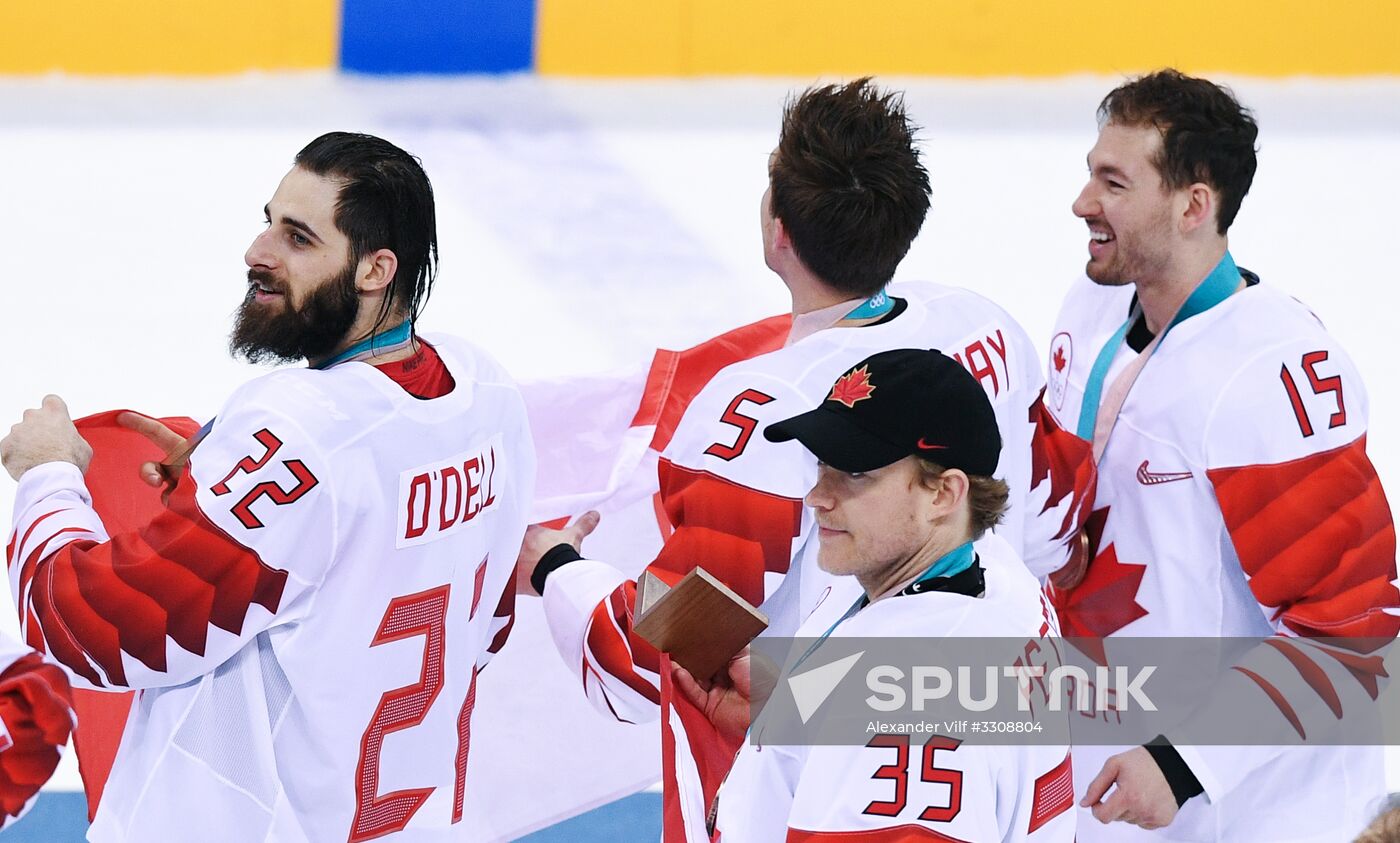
[
  {"x1": 715, "y1": 535, "x2": 1076, "y2": 843},
  {"x1": 1045, "y1": 275, "x2": 1399, "y2": 842},
  {"x1": 7, "y1": 335, "x2": 535, "y2": 842},
  {"x1": 541, "y1": 281, "x2": 1047, "y2": 840}
]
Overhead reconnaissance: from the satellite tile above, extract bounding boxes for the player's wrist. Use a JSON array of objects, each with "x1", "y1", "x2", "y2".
[
  {"x1": 531, "y1": 543, "x2": 583, "y2": 595},
  {"x1": 1143, "y1": 735, "x2": 1204, "y2": 807}
]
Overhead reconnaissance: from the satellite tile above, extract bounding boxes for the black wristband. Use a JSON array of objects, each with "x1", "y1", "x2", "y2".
[
  {"x1": 1144, "y1": 736, "x2": 1204, "y2": 808},
  {"x1": 531, "y1": 543, "x2": 584, "y2": 596}
]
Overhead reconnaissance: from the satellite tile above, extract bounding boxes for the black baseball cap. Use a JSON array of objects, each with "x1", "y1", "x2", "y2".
[{"x1": 763, "y1": 348, "x2": 1000, "y2": 475}]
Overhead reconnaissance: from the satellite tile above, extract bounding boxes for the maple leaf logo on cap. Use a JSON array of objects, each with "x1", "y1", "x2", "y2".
[{"x1": 828, "y1": 365, "x2": 876, "y2": 408}]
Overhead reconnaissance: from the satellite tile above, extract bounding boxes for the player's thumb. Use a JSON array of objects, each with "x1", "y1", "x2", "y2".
[
  {"x1": 137, "y1": 460, "x2": 166, "y2": 488},
  {"x1": 570, "y1": 510, "x2": 602, "y2": 542},
  {"x1": 671, "y1": 663, "x2": 706, "y2": 708}
]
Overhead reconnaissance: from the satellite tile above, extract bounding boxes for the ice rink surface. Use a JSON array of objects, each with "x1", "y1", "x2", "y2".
[{"x1": 1, "y1": 73, "x2": 1398, "y2": 833}]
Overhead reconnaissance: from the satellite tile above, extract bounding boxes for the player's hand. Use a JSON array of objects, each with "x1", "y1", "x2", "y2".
[
  {"x1": 671, "y1": 648, "x2": 781, "y2": 744},
  {"x1": 1, "y1": 396, "x2": 93, "y2": 482},
  {"x1": 116, "y1": 411, "x2": 191, "y2": 488},
  {"x1": 1081, "y1": 746, "x2": 1179, "y2": 829},
  {"x1": 672, "y1": 649, "x2": 753, "y2": 744},
  {"x1": 515, "y1": 511, "x2": 602, "y2": 597}
]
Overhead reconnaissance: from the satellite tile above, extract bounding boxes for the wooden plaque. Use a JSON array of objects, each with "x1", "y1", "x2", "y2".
[{"x1": 634, "y1": 567, "x2": 768, "y2": 682}]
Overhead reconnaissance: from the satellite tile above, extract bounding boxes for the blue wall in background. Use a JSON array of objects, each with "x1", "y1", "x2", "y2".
[{"x1": 341, "y1": 0, "x2": 535, "y2": 74}]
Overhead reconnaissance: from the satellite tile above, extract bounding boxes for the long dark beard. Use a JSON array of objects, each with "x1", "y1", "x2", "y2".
[{"x1": 230, "y1": 263, "x2": 361, "y2": 364}]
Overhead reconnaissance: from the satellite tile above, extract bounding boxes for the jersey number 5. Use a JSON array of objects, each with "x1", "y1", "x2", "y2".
[
  {"x1": 704, "y1": 389, "x2": 776, "y2": 461},
  {"x1": 210, "y1": 428, "x2": 319, "y2": 528},
  {"x1": 1279, "y1": 351, "x2": 1346, "y2": 438},
  {"x1": 863, "y1": 734, "x2": 963, "y2": 822}
]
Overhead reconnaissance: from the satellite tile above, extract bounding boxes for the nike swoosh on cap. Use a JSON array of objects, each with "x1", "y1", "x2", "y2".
[{"x1": 916, "y1": 439, "x2": 948, "y2": 450}]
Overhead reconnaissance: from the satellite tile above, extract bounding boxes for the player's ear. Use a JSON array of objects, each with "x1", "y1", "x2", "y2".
[
  {"x1": 358, "y1": 248, "x2": 398, "y2": 295},
  {"x1": 770, "y1": 216, "x2": 793, "y2": 255},
  {"x1": 1179, "y1": 183, "x2": 1216, "y2": 236},
  {"x1": 927, "y1": 469, "x2": 969, "y2": 521}
]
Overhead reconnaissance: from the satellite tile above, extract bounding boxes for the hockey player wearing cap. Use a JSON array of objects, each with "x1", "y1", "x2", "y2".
[
  {"x1": 515, "y1": 79, "x2": 1059, "y2": 840},
  {"x1": 680, "y1": 349, "x2": 1074, "y2": 842},
  {"x1": 1045, "y1": 69, "x2": 1398, "y2": 840}
]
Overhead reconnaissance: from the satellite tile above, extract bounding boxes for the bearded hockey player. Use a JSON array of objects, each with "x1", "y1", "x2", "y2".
[{"x1": 2, "y1": 132, "x2": 535, "y2": 842}]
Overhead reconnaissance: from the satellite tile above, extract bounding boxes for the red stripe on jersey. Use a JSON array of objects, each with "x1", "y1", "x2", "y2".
[
  {"x1": 487, "y1": 573, "x2": 516, "y2": 657},
  {"x1": 22, "y1": 469, "x2": 290, "y2": 688},
  {"x1": 1027, "y1": 752, "x2": 1074, "y2": 833},
  {"x1": 631, "y1": 315, "x2": 791, "y2": 453},
  {"x1": 585, "y1": 582, "x2": 662, "y2": 707},
  {"x1": 450, "y1": 667, "x2": 479, "y2": 824},
  {"x1": 786, "y1": 825, "x2": 974, "y2": 842},
  {"x1": 1208, "y1": 436, "x2": 1400, "y2": 640},
  {"x1": 657, "y1": 460, "x2": 803, "y2": 599},
  {"x1": 18, "y1": 525, "x2": 91, "y2": 607},
  {"x1": 1234, "y1": 666, "x2": 1307, "y2": 739},
  {"x1": 652, "y1": 491, "x2": 674, "y2": 541},
  {"x1": 582, "y1": 658, "x2": 635, "y2": 725},
  {"x1": 469, "y1": 558, "x2": 489, "y2": 619},
  {"x1": 11, "y1": 510, "x2": 76, "y2": 600},
  {"x1": 0, "y1": 654, "x2": 74, "y2": 822},
  {"x1": 1262, "y1": 639, "x2": 1344, "y2": 718},
  {"x1": 660, "y1": 654, "x2": 743, "y2": 843}
]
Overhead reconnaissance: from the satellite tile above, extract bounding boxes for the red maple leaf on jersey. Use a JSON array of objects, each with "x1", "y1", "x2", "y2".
[
  {"x1": 1052, "y1": 346, "x2": 1067, "y2": 373},
  {"x1": 828, "y1": 365, "x2": 875, "y2": 408},
  {"x1": 1049, "y1": 506, "x2": 1148, "y2": 665},
  {"x1": 1028, "y1": 394, "x2": 1096, "y2": 540}
]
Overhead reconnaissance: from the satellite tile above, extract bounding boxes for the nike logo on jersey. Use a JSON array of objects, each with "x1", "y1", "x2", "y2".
[
  {"x1": 1136, "y1": 460, "x2": 1193, "y2": 486},
  {"x1": 916, "y1": 439, "x2": 948, "y2": 451}
]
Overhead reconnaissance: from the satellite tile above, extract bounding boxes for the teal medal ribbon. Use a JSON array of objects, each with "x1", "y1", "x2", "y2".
[
  {"x1": 1076, "y1": 251, "x2": 1240, "y2": 440},
  {"x1": 844, "y1": 287, "x2": 895, "y2": 320},
  {"x1": 312, "y1": 320, "x2": 414, "y2": 370},
  {"x1": 194, "y1": 321, "x2": 415, "y2": 439},
  {"x1": 792, "y1": 541, "x2": 977, "y2": 672},
  {"x1": 746, "y1": 542, "x2": 977, "y2": 747}
]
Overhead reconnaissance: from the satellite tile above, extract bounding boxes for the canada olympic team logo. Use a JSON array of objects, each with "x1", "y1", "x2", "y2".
[{"x1": 1048, "y1": 332, "x2": 1073, "y2": 411}]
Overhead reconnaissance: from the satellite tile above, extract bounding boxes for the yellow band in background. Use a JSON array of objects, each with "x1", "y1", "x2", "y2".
[
  {"x1": 537, "y1": 0, "x2": 1400, "y2": 77},
  {"x1": 0, "y1": 0, "x2": 337, "y2": 75}
]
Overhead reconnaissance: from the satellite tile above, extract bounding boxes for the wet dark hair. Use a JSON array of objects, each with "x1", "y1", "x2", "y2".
[
  {"x1": 294, "y1": 131, "x2": 438, "y2": 331},
  {"x1": 1098, "y1": 69, "x2": 1259, "y2": 234},
  {"x1": 769, "y1": 78, "x2": 931, "y2": 298}
]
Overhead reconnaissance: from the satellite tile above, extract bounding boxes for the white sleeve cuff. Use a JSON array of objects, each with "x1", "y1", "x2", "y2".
[
  {"x1": 541, "y1": 559, "x2": 630, "y2": 680},
  {"x1": 15, "y1": 461, "x2": 92, "y2": 508}
]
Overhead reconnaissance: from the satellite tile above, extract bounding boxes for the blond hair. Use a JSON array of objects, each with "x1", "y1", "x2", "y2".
[
  {"x1": 1356, "y1": 806, "x2": 1400, "y2": 843},
  {"x1": 916, "y1": 459, "x2": 1008, "y2": 538}
]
